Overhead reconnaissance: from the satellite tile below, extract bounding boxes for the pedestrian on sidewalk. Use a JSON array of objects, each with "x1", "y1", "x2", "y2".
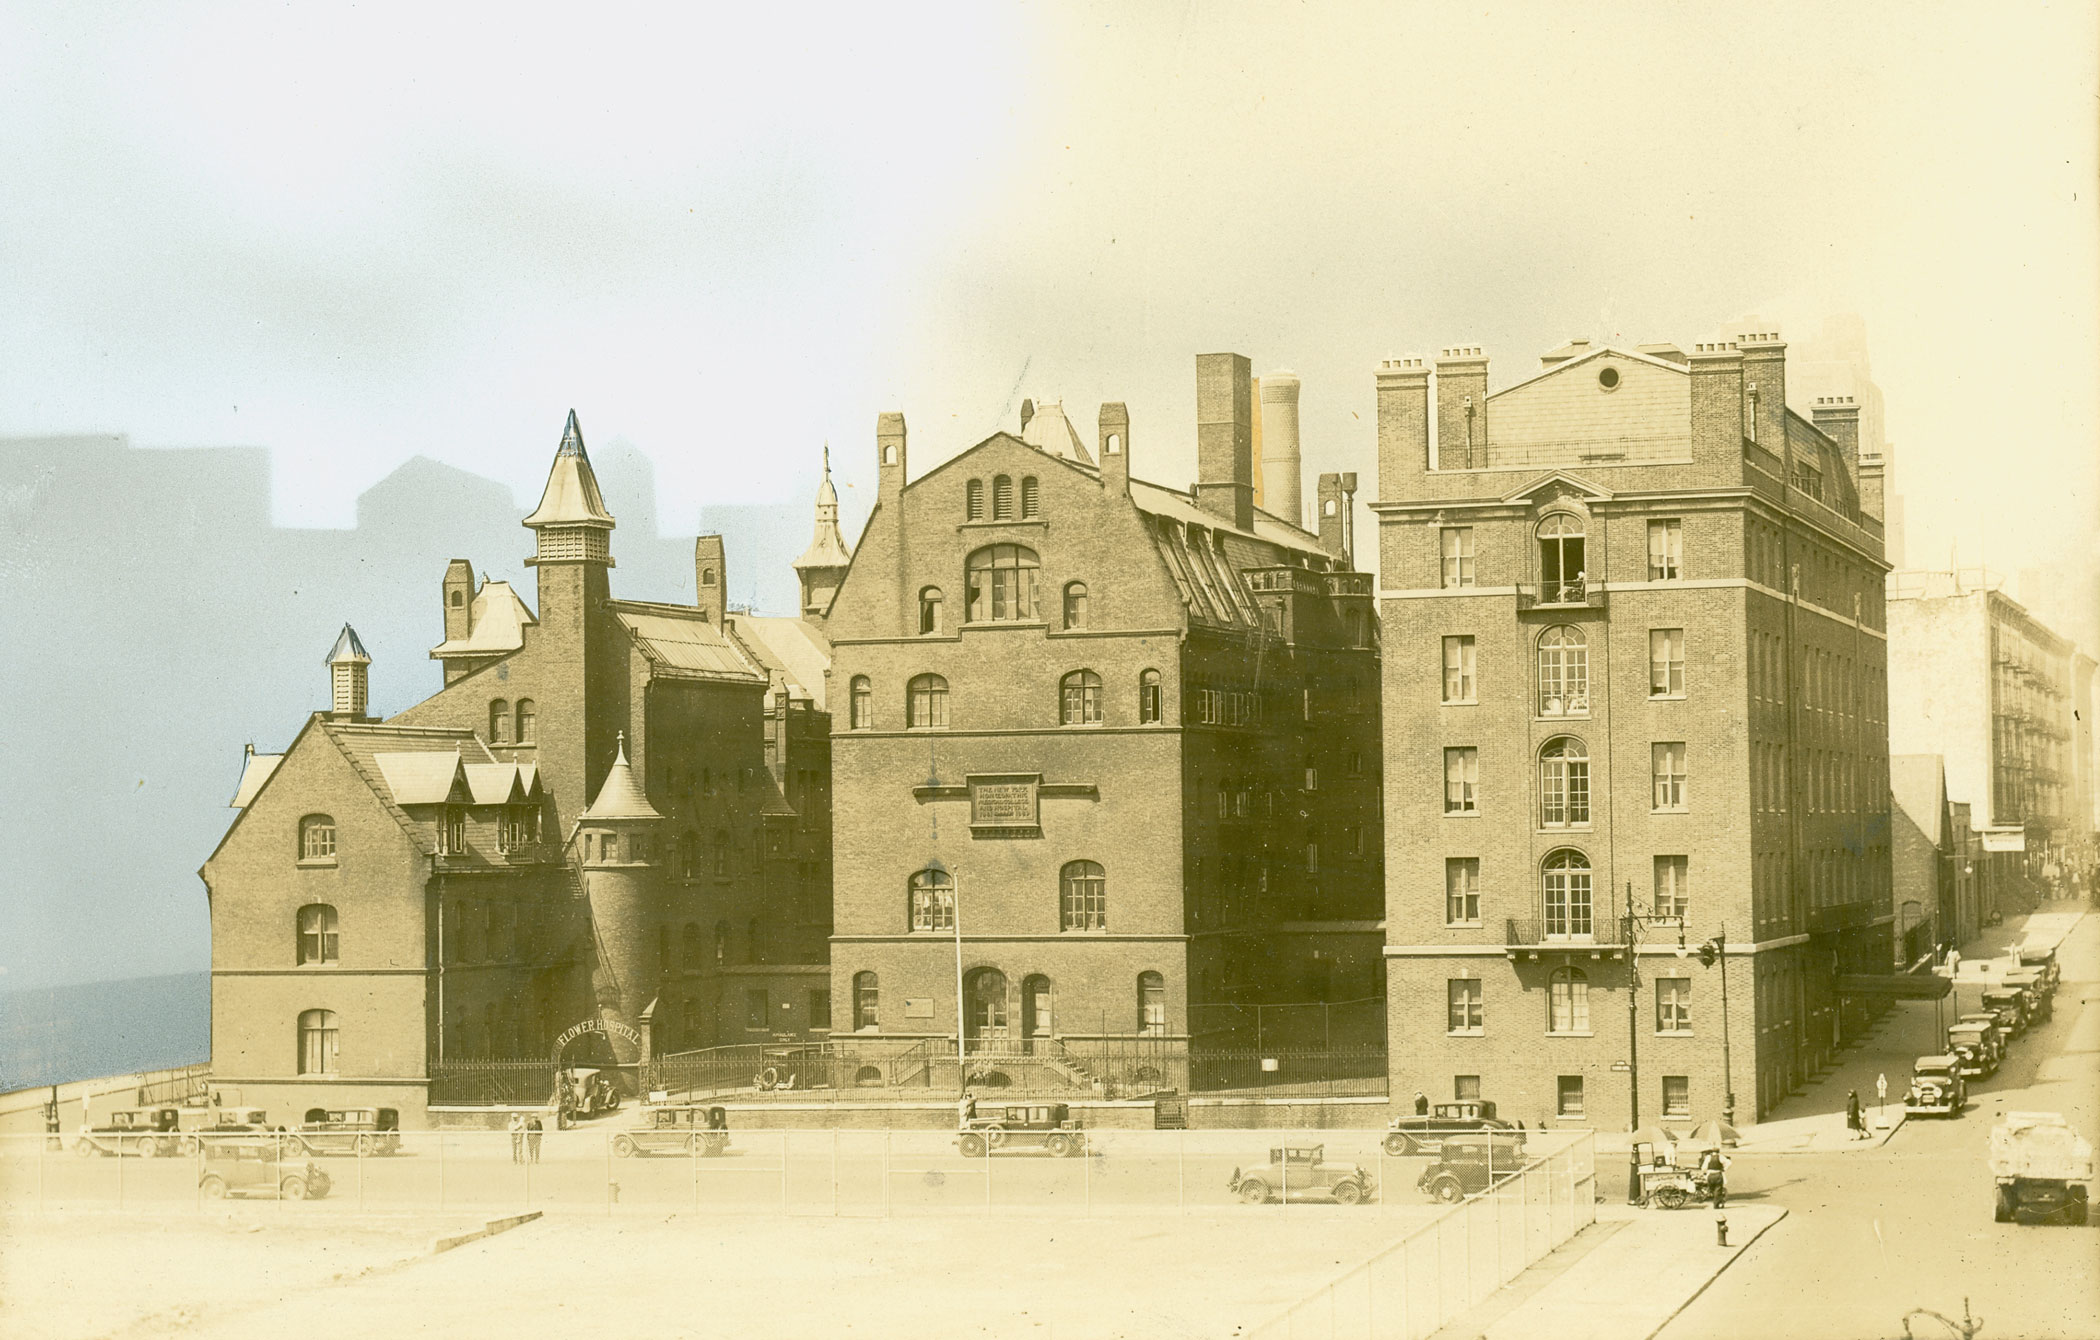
[
  {"x1": 507, "y1": 1112, "x2": 525, "y2": 1164},
  {"x1": 525, "y1": 1112, "x2": 543, "y2": 1162},
  {"x1": 1845, "y1": 1090, "x2": 1865, "y2": 1140}
]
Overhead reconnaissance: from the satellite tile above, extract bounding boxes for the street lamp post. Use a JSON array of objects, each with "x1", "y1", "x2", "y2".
[
  {"x1": 1625, "y1": 882, "x2": 1643, "y2": 1205},
  {"x1": 1694, "y1": 926, "x2": 1736, "y2": 1131},
  {"x1": 929, "y1": 857, "x2": 965, "y2": 1095}
]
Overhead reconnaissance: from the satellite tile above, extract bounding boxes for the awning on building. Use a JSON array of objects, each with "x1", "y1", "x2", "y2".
[{"x1": 1836, "y1": 974, "x2": 1952, "y2": 1000}]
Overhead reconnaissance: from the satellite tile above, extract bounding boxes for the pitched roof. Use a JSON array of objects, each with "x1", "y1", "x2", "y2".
[
  {"x1": 429, "y1": 579, "x2": 537, "y2": 659},
  {"x1": 326, "y1": 624, "x2": 370, "y2": 665},
  {"x1": 612, "y1": 601, "x2": 767, "y2": 682},
  {"x1": 793, "y1": 444, "x2": 853, "y2": 573},
  {"x1": 1021, "y1": 400, "x2": 1095, "y2": 466},
  {"x1": 228, "y1": 750, "x2": 284, "y2": 808},
  {"x1": 729, "y1": 614, "x2": 834, "y2": 710},
  {"x1": 583, "y1": 735, "x2": 660, "y2": 820},
  {"x1": 463, "y1": 761, "x2": 543, "y2": 805},
  {"x1": 373, "y1": 750, "x2": 469, "y2": 805},
  {"x1": 522, "y1": 410, "x2": 616, "y2": 530}
]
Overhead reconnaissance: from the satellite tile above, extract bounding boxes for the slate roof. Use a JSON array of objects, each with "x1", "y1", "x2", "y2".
[
  {"x1": 522, "y1": 410, "x2": 615, "y2": 529},
  {"x1": 729, "y1": 614, "x2": 834, "y2": 710},
  {"x1": 582, "y1": 735, "x2": 660, "y2": 821},
  {"x1": 326, "y1": 624, "x2": 370, "y2": 665},
  {"x1": 429, "y1": 579, "x2": 537, "y2": 659},
  {"x1": 611, "y1": 600, "x2": 768, "y2": 682}
]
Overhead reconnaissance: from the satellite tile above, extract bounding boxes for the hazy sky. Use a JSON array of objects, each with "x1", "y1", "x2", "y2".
[{"x1": 3, "y1": 3, "x2": 2095, "y2": 583}]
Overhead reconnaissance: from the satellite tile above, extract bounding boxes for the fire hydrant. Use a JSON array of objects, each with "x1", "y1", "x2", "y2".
[{"x1": 1715, "y1": 1214, "x2": 1729, "y2": 1247}]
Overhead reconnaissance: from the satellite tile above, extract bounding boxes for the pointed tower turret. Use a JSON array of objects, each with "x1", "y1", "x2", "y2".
[
  {"x1": 326, "y1": 624, "x2": 371, "y2": 721},
  {"x1": 523, "y1": 410, "x2": 617, "y2": 568},
  {"x1": 792, "y1": 444, "x2": 853, "y2": 621},
  {"x1": 575, "y1": 732, "x2": 661, "y2": 1069}
]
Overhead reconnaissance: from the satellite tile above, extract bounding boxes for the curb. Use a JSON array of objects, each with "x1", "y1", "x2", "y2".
[
  {"x1": 1641, "y1": 1205, "x2": 1788, "y2": 1340},
  {"x1": 432, "y1": 1209, "x2": 542, "y2": 1255}
]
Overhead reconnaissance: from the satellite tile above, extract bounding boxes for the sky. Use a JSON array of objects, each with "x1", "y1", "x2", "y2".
[{"x1": 0, "y1": 2, "x2": 2096, "y2": 986}]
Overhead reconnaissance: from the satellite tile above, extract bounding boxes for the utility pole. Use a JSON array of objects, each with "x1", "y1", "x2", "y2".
[{"x1": 1626, "y1": 880, "x2": 1642, "y2": 1205}]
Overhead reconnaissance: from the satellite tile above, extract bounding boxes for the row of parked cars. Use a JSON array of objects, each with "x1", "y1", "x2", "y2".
[
  {"x1": 1905, "y1": 945, "x2": 2058, "y2": 1119},
  {"x1": 74, "y1": 1106, "x2": 403, "y2": 1159}
]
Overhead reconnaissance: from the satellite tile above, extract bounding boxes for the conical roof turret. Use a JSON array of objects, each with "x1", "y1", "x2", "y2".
[
  {"x1": 326, "y1": 624, "x2": 371, "y2": 665},
  {"x1": 793, "y1": 444, "x2": 852, "y2": 572},
  {"x1": 582, "y1": 733, "x2": 660, "y2": 821},
  {"x1": 523, "y1": 410, "x2": 617, "y2": 531}
]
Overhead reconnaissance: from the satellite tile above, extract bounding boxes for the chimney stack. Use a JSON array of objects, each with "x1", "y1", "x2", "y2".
[
  {"x1": 1738, "y1": 328, "x2": 1787, "y2": 456},
  {"x1": 1688, "y1": 340, "x2": 1746, "y2": 461},
  {"x1": 1376, "y1": 357, "x2": 1430, "y2": 492},
  {"x1": 1316, "y1": 472, "x2": 1357, "y2": 564},
  {"x1": 1259, "y1": 370, "x2": 1303, "y2": 526},
  {"x1": 1194, "y1": 353, "x2": 1254, "y2": 531},
  {"x1": 1435, "y1": 347, "x2": 1489, "y2": 469},
  {"x1": 694, "y1": 534, "x2": 727, "y2": 624},
  {"x1": 876, "y1": 412, "x2": 907, "y2": 505},
  {"x1": 1098, "y1": 402, "x2": 1130, "y2": 495},
  {"x1": 1020, "y1": 399, "x2": 1035, "y2": 435},
  {"x1": 1810, "y1": 395, "x2": 1860, "y2": 464}
]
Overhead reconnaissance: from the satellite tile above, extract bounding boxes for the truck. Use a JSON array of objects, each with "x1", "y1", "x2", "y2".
[{"x1": 1989, "y1": 1111, "x2": 2091, "y2": 1225}]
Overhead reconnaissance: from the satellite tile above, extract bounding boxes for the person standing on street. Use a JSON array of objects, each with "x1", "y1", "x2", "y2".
[
  {"x1": 1845, "y1": 1090, "x2": 1865, "y2": 1140},
  {"x1": 508, "y1": 1112, "x2": 525, "y2": 1164},
  {"x1": 1414, "y1": 1091, "x2": 1429, "y2": 1115},
  {"x1": 526, "y1": 1112, "x2": 543, "y2": 1162}
]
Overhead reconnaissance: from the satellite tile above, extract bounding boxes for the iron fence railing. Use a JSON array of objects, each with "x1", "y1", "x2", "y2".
[
  {"x1": 428, "y1": 1061, "x2": 558, "y2": 1107},
  {"x1": 1503, "y1": 917, "x2": 1631, "y2": 949}
]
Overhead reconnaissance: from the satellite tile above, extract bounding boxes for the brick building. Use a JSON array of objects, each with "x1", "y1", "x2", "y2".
[
  {"x1": 1372, "y1": 328, "x2": 1893, "y2": 1131},
  {"x1": 1890, "y1": 754, "x2": 1984, "y2": 960},
  {"x1": 822, "y1": 355, "x2": 1382, "y2": 1091},
  {"x1": 201, "y1": 416, "x2": 836, "y2": 1123}
]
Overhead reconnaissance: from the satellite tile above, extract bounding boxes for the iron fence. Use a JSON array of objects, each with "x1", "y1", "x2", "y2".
[{"x1": 429, "y1": 1061, "x2": 559, "y2": 1107}]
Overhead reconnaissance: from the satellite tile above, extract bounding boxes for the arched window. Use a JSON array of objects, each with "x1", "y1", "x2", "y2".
[
  {"x1": 993, "y1": 475, "x2": 1015, "y2": 520},
  {"x1": 299, "y1": 814, "x2": 337, "y2": 862},
  {"x1": 712, "y1": 830, "x2": 730, "y2": 877},
  {"x1": 296, "y1": 904, "x2": 338, "y2": 965},
  {"x1": 965, "y1": 545, "x2": 1040, "y2": 622},
  {"x1": 1060, "y1": 860, "x2": 1106, "y2": 930},
  {"x1": 713, "y1": 920, "x2": 729, "y2": 965},
  {"x1": 853, "y1": 971, "x2": 880, "y2": 1030},
  {"x1": 678, "y1": 832, "x2": 699, "y2": 879},
  {"x1": 1020, "y1": 476, "x2": 1039, "y2": 518},
  {"x1": 966, "y1": 968, "x2": 1009, "y2": 1043},
  {"x1": 909, "y1": 867, "x2": 955, "y2": 931},
  {"x1": 1537, "y1": 626, "x2": 1589, "y2": 716},
  {"x1": 490, "y1": 699, "x2": 512, "y2": 744},
  {"x1": 1138, "y1": 669, "x2": 1163, "y2": 724},
  {"x1": 682, "y1": 922, "x2": 702, "y2": 973},
  {"x1": 1542, "y1": 849, "x2": 1595, "y2": 938},
  {"x1": 1540, "y1": 737, "x2": 1591, "y2": 826},
  {"x1": 850, "y1": 676, "x2": 873, "y2": 730},
  {"x1": 297, "y1": 1009, "x2": 339, "y2": 1075},
  {"x1": 450, "y1": 589, "x2": 465, "y2": 607},
  {"x1": 966, "y1": 479, "x2": 985, "y2": 521},
  {"x1": 701, "y1": 566, "x2": 716, "y2": 587},
  {"x1": 516, "y1": 700, "x2": 536, "y2": 742},
  {"x1": 1537, "y1": 513, "x2": 1588, "y2": 602},
  {"x1": 1063, "y1": 581, "x2": 1089, "y2": 629},
  {"x1": 919, "y1": 587, "x2": 944, "y2": 635},
  {"x1": 1137, "y1": 972, "x2": 1167, "y2": 1036},
  {"x1": 1022, "y1": 974, "x2": 1052, "y2": 1046},
  {"x1": 1549, "y1": 966, "x2": 1590, "y2": 1033},
  {"x1": 907, "y1": 673, "x2": 949, "y2": 729},
  {"x1": 1060, "y1": 670, "x2": 1102, "y2": 725}
]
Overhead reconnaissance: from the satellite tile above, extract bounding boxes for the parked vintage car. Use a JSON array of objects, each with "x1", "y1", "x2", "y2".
[
  {"x1": 957, "y1": 1103, "x2": 1089, "y2": 1158},
  {"x1": 197, "y1": 1139, "x2": 334, "y2": 1200},
  {"x1": 75, "y1": 1107, "x2": 185, "y2": 1158},
  {"x1": 1416, "y1": 1135, "x2": 1524, "y2": 1203},
  {"x1": 1959, "y1": 1012, "x2": 2011, "y2": 1059},
  {"x1": 1981, "y1": 990, "x2": 2029, "y2": 1039},
  {"x1": 558, "y1": 1069, "x2": 621, "y2": 1120},
  {"x1": 1230, "y1": 1145, "x2": 1375, "y2": 1205},
  {"x1": 1904, "y1": 1055, "x2": 1967, "y2": 1117},
  {"x1": 295, "y1": 1107, "x2": 402, "y2": 1156},
  {"x1": 1946, "y1": 1023, "x2": 1999, "y2": 1079},
  {"x1": 2002, "y1": 970, "x2": 2053, "y2": 1024},
  {"x1": 1383, "y1": 1100, "x2": 1527, "y2": 1157},
  {"x1": 2016, "y1": 946, "x2": 2060, "y2": 995},
  {"x1": 614, "y1": 1106, "x2": 731, "y2": 1158}
]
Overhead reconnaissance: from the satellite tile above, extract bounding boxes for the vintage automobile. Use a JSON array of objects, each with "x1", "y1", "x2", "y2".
[
  {"x1": 1946, "y1": 1023, "x2": 1999, "y2": 1079},
  {"x1": 1230, "y1": 1145, "x2": 1375, "y2": 1205},
  {"x1": 558, "y1": 1068, "x2": 621, "y2": 1120},
  {"x1": 1980, "y1": 989, "x2": 2029, "y2": 1039},
  {"x1": 295, "y1": 1107, "x2": 402, "y2": 1156},
  {"x1": 1416, "y1": 1135, "x2": 1524, "y2": 1204},
  {"x1": 1957, "y1": 1013, "x2": 2009, "y2": 1061},
  {"x1": 1903, "y1": 1055, "x2": 1967, "y2": 1117},
  {"x1": 1383, "y1": 1100, "x2": 1527, "y2": 1157},
  {"x1": 2016, "y1": 947, "x2": 2060, "y2": 995},
  {"x1": 75, "y1": 1107, "x2": 185, "y2": 1158},
  {"x1": 184, "y1": 1107, "x2": 288, "y2": 1151},
  {"x1": 956, "y1": 1103, "x2": 1089, "y2": 1158},
  {"x1": 613, "y1": 1106, "x2": 732, "y2": 1158},
  {"x1": 2002, "y1": 970, "x2": 2053, "y2": 1024},
  {"x1": 197, "y1": 1138, "x2": 333, "y2": 1201}
]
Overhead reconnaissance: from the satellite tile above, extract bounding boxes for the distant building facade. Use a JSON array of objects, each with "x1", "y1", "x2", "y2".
[
  {"x1": 821, "y1": 355, "x2": 1383, "y2": 1090},
  {"x1": 201, "y1": 417, "x2": 837, "y2": 1124},
  {"x1": 1889, "y1": 754, "x2": 1983, "y2": 961},
  {"x1": 1373, "y1": 328, "x2": 1893, "y2": 1129}
]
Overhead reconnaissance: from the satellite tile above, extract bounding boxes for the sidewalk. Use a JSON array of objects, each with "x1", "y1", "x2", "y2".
[{"x1": 1426, "y1": 1202, "x2": 1787, "y2": 1340}]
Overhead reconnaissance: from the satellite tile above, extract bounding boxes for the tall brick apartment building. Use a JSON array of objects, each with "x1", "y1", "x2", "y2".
[
  {"x1": 823, "y1": 355, "x2": 1382, "y2": 1088},
  {"x1": 201, "y1": 416, "x2": 837, "y2": 1123},
  {"x1": 1373, "y1": 331, "x2": 1893, "y2": 1130}
]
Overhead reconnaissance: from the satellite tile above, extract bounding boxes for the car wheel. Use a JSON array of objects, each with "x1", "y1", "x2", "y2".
[
  {"x1": 1332, "y1": 1181, "x2": 1364, "y2": 1206},
  {"x1": 1046, "y1": 1134, "x2": 1072, "y2": 1158},
  {"x1": 983, "y1": 1125, "x2": 1009, "y2": 1148},
  {"x1": 1655, "y1": 1186, "x2": 1689, "y2": 1211},
  {"x1": 614, "y1": 1136, "x2": 638, "y2": 1158},
  {"x1": 1383, "y1": 1134, "x2": 1412, "y2": 1157},
  {"x1": 959, "y1": 1134, "x2": 986, "y2": 1158},
  {"x1": 2066, "y1": 1201, "x2": 2088, "y2": 1227},
  {"x1": 1432, "y1": 1178, "x2": 1463, "y2": 1204},
  {"x1": 199, "y1": 1175, "x2": 228, "y2": 1198},
  {"x1": 139, "y1": 1139, "x2": 161, "y2": 1159},
  {"x1": 280, "y1": 1177, "x2": 309, "y2": 1201},
  {"x1": 1238, "y1": 1179, "x2": 1271, "y2": 1205},
  {"x1": 75, "y1": 1140, "x2": 97, "y2": 1158}
]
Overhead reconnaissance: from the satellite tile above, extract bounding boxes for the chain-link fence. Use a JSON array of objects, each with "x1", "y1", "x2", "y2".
[
  {"x1": 0, "y1": 1126, "x2": 1591, "y2": 1226},
  {"x1": 1248, "y1": 1131, "x2": 1598, "y2": 1340}
]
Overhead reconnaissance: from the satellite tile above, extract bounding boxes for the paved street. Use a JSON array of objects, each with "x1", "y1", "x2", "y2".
[{"x1": 1661, "y1": 908, "x2": 2099, "y2": 1340}]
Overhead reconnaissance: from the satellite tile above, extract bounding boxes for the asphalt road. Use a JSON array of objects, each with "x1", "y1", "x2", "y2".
[{"x1": 1661, "y1": 911, "x2": 2100, "y2": 1340}]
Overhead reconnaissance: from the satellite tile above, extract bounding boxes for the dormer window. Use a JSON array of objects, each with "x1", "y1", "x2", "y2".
[{"x1": 440, "y1": 808, "x2": 467, "y2": 856}]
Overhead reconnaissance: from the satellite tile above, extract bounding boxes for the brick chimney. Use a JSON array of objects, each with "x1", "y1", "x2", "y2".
[
  {"x1": 1738, "y1": 329, "x2": 1787, "y2": 456},
  {"x1": 1376, "y1": 357, "x2": 1430, "y2": 491},
  {"x1": 1688, "y1": 340, "x2": 1745, "y2": 460},
  {"x1": 1098, "y1": 402, "x2": 1130, "y2": 496},
  {"x1": 876, "y1": 412, "x2": 907, "y2": 505},
  {"x1": 694, "y1": 534, "x2": 727, "y2": 624},
  {"x1": 1194, "y1": 353, "x2": 1254, "y2": 531},
  {"x1": 1316, "y1": 472, "x2": 1357, "y2": 564},
  {"x1": 1810, "y1": 395, "x2": 1860, "y2": 463},
  {"x1": 1435, "y1": 347, "x2": 1488, "y2": 470}
]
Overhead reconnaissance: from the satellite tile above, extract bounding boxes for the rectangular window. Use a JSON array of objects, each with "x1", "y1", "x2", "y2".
[
  {"x1": 1445, "y1": 857, "x2": 1481, "y2": 925},
  {"x1": 745, "y1": 989, "x2": 770, "y2": 1031},
  {"x1": 1442, "y1": 636, "x2": 1477, "y2": 703},
  {"x1": 1649, "y1": 628, "x2": 1686, "y2": 697},
  {"x1": 1454, "y1": 1075, "x2": 1482, "y2": 1102},
  {"x1": 1652, "y1": 742, "x2": 1688, "y2": 811},
  {"x1": 809, "y1": 989, "x2": 830, "y2": 1031},
  {"x1": 1662, "y1": 1075, "x2": 1690, "y2": 1118},
  {"x1": 1647, "y1": 520, "x2": 1683, "y2": 581},
  {"x1": 1444, "y1": 748, "x2": 1479, "y2": 814},
  {"x1": 1440, "y1": 527, "x2": 1476, "y2": 588},
  {"x1": 1656, "y1": 978, "x2": 1692, "y2": 1034},
  {"x1": 1654, "y1": 856, "x2": 1689, "y2": 921},
  {"x1": 1556, "y1": 1075, "x2": 1584, "y2": 1118},
  {"x1": 1446, "y1": 979, "x2": 1483, "y2": 1034}
]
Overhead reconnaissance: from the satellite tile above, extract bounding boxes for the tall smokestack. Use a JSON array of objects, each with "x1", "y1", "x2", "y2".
[
  {"x1": 1259, "y1": 370, "x2": 1303, "y2": 526},
  {"x1": 1194, "y1": 353, "x2": 1254, "y2": 531}
]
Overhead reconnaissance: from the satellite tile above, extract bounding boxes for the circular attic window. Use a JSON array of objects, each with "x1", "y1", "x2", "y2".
[{"x1": 1598, "y1": 366, "x2": 1621, "y2": 391}]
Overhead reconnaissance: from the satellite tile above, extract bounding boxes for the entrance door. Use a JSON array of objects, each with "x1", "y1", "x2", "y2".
[
  {"x1": 965, "y1": 968, "x2": 1010, "y2": 1054},
  {"x1": 1022, "y1": 975, "x2": 1052, "y2": 1055}
]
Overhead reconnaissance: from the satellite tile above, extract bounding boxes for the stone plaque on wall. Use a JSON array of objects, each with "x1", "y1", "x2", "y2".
[
  {"x1": 968, "y1": 774, "x2": 1041, "y2": 834},
  {"x1": 903, "y1": 997, "x2": 935, "y2": 1020}
]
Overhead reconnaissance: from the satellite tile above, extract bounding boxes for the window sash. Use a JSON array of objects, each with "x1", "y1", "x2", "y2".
[
  {"x1": 1442, "y1": 636, "x2": 1476, "y2": 703},
  {"x1": 1538, "y1": 640, "x2": 1589, "y2": 715},
  {"x1": 1443, "y1": 748, "x2": 1478, "y2": 813},
  {"x1": 1445, "y1": 859, "x2": 1480, "y2": 924},
  {"x1": 1557, "y1": 1076, "x2": 1585, "y2": 1116},
  {"x1": 909, "y1": 681, "x2": 948, "y2": 728},
  {"x1": 1649, "y1": 629, "x2": 1686, "y2": 696},
  {"x1": 1654, "y1": 856, "x2": 1689, "y2": 920},
  {"x1": 1549, "y1": 976, "x2": 1589, "y2": 1033},
  {"x1": 1446, "y1": 980, "x2": 1483, "y2": 1032},
  {"x1": 1653, "y1": 743, "x2": 1688, "y2": 810},
  {"x1": 1541, "y1": 757, "x2": 1590, "y2": 825},
  {"x1": 1440, "y1": 528, "x2": 1475, "y2": 587},
  {"x1": 1662, "y1": 1076, "x2": 1690, "y2": 1118},
  {"x1": 910, "y1": 884, "x2": 955, "y2": 932},
  {"x1": 1139, "y1": 676, "x2": 1162, "y2": 724},
  {"x1": 1647, "y1": 521, "x2": 1683, "y2": 581},
  {"x1": 1656, "y1": 979, "x2": 1692, "y2": 1033},
  {"x1": 1543, "y1": 868, "x2": 1593, "y2": 938},
  {"x1": 1061, "y1": 871, "x2": 1107, "y2": 930}
]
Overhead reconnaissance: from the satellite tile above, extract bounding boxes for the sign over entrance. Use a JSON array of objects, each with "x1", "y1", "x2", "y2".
[
  {"x1": 969, "y1": 774, "x2": 1041, "y2": 835},
  {"x1": 550, "y1": 1016, "x2": 644, "y2": 1063}
]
